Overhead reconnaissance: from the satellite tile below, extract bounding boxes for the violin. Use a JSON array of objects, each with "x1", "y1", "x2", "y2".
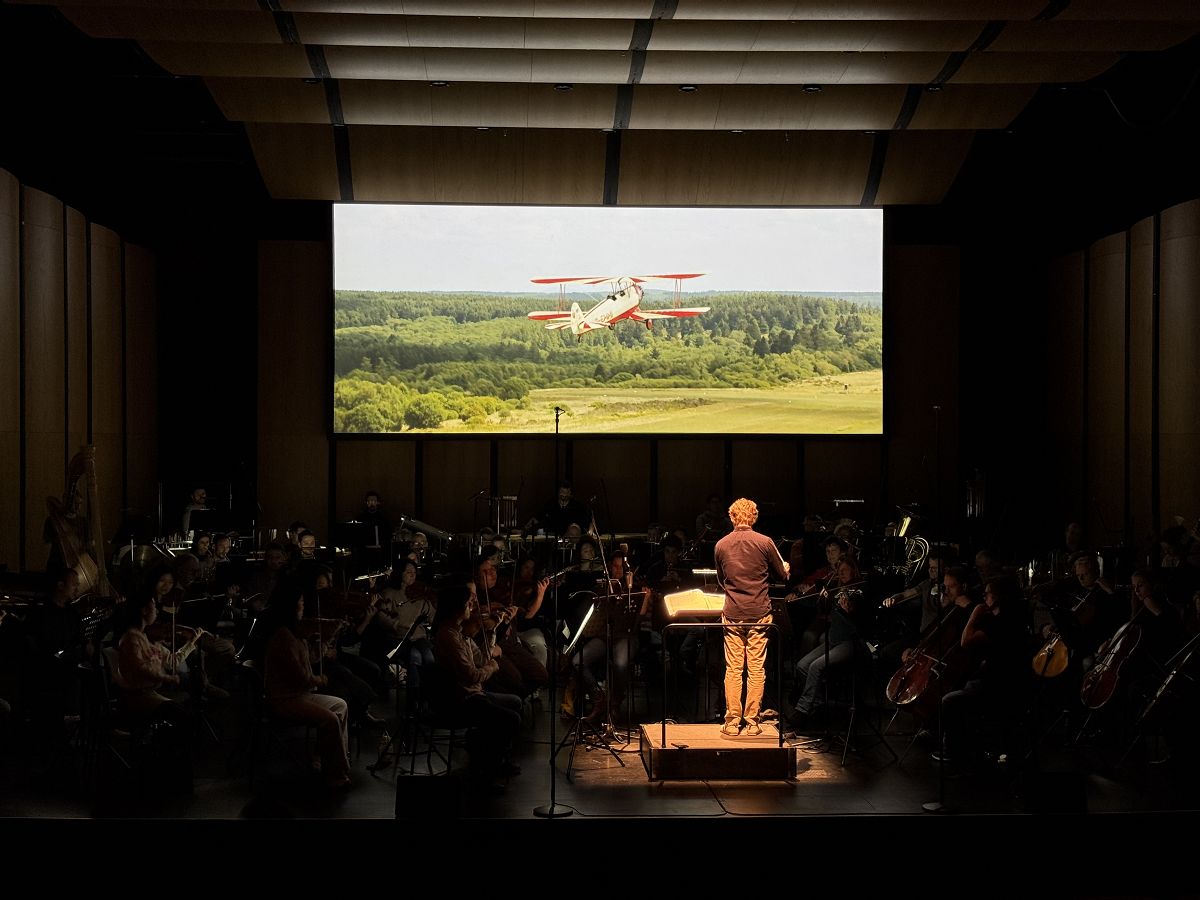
[{"x1": 1079, "y1": 608, "x2": 1144, "y2": 709}]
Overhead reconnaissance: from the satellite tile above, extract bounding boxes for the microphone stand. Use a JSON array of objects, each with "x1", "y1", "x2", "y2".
[
  {"x1": 367, "y1": 612, "x2": 427, "y2": 778},
  {"x1": 923, "y1": 404, "x2": 953, "y2": 814},
  {"x1": 535, "y1": 407, "x2": 573, "y2": 818}
]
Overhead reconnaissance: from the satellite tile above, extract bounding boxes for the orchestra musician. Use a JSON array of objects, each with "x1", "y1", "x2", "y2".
[
  {"x1": 430, "y1": 575, "x2": 523, "y2": 794},
  {"x1": 935, "y1": 574, "x2": 1031, "y2": 766},
  {"x1": 785, "y1": 556, "x2": 867, "y2": 732},
  {"x1": 258, "y1": 579, "x2": 352, "y2": 790},
  {"x1": 367, "y1": 557, "x2": 436, "y2": 690},
  {"x1": 309, "y1": 567, "x2": 385, "y2": 729},
  {"x1": 507, "y1": 555, "x2": 553, "y2": 669},
  {"x1": 112, "y1": 591, "x2": 197, "y2": 792},
  {"x1": 714, "y1": 498, "x2": 789, "y2": 736},
  {"x1": 473, "y1": 547, "x2": 548, "y2": 699}
]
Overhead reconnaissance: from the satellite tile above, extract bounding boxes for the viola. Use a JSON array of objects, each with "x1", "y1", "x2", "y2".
[{"x1": 1079, "y1": 610, "x2": 1144, "y2": 709}]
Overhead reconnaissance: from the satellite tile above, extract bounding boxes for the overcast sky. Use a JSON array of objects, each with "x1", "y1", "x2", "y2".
[{"x1": 334, "y1": 204, "x2": 882, "y2": 295}]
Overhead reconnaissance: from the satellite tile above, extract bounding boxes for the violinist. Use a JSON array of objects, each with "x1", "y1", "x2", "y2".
[
  {"x1": 305, "y1": 566, "x2": 385, "y2": 727},
  {"x1": 473, "y1": 547, "x2": 548, "y2": 699},
  {"x1": 164, "y1": 555, "x2": 236, "y2": 700},
  {"x1": 111, "y1": 591, "x2": 197, "y2": 792},
  {"x1": 786, "y1": 557, "x2": 867, "y2": 732},
  {"x1": 784, "y1": 536, "x2": 849, "y2": 660},
  {"x1": 936, "y1": 574, "x2": 1030, "y2": 767},
  {"x1": 258, "y1": 579, "x2": 352, "y2": 790},
  {"x1": 430, "y1": 576, "x2": 523, "y2": 793},
  {"x1": 508, "y1": 555, "x2": 552, "y2": 668}
]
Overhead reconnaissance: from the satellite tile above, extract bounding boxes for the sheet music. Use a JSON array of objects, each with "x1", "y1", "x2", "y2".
[{"x1": 663, "y1": 588, "x2": 725, "y2": 618}]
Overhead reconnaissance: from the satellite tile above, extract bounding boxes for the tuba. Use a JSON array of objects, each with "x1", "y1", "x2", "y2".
[{"x1": 900, "y1": 535, "x2": 930, "y2": 584}]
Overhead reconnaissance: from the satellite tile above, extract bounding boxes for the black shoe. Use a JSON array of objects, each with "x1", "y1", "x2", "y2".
[
  {"x1": 359, "y1": 712, "x2": 387, "y2": 729},
  {"x1": 784, "y1": 708, "x2": 816, "y2": 734}
]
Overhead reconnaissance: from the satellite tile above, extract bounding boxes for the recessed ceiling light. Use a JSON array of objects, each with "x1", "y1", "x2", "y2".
[
  {"x1": 554, "y1": 83, "x2": 574, "y2": 92},
  {"x1": 802, "y1": 84, "x2": 822, "y2": 93},
  {"x1": 430, "y1": 80, "x2": 449, "y2": 88},
  {"x1": 303, "y1": 77, "x2": 320, "y2": 85},
  {"x1": 863, "y1": 130, "x2": 877, "y2": 135},
  {"x1": 475, "y1": 126, "x2": 490, "y2": 131},
  {"x1": 925, "y1": 84, "x2": 943, "y2": 92},
  {"x1": 730, "y1": 129, "x2": 744, "y2": 134},
  {"x1": 678, "y1": 84, "x2": 698, "y2": 93}
]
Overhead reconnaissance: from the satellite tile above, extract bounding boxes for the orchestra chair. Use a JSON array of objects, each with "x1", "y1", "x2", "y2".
[
  {"x1": 235, "y1": 659, "x2": 317, "y2": 786},
  {"x1": 406, "y1": 663, "x2": 471, "y2": 776},
  {"x1": 76, "y1": 650, "x2": 158, "y2": 798}
]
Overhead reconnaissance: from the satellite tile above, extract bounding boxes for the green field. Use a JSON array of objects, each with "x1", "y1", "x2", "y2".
[{"x1": 410, "y1": 369, "x2": 882, "y2": 434}]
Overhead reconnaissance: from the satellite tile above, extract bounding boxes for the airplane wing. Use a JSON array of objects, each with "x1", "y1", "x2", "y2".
[
  {"x1": 629, "y1": 306, "x2": 711, "y2": 321},
  {"x1": 527, "y1": 311, "x2": 571, "y2": 322}
]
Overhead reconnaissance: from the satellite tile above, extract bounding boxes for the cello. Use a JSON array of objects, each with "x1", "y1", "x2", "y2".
[
  {"x1": 886, "y1": 599, "x2": 975, "y2": 723},
  {"x1": 1079, "y1": 607, "x2": 1144, "y2": 710}
]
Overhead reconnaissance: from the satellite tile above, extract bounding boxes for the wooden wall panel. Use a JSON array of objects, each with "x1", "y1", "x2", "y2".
[
  {"x1": 124, "y1": 244, "x2": 158, "y2": 519},
  {"x1": 1159, "y1": 199, "x2": 1200, "y2": 528},
  {"x1": 333, "y1": 441, "x2": 417, "y2": 524},
  {"x1": 257, "y1": 241, "x2": 331, "y2": 537},
  {"x1": 1128, "y1": 217, "x2": 1155, "y2": 549},
  {"x1": 22, "y1": 188, "x2": 65, "y2": 571},
  {"x1": 804, "y1": 441, "x2": 883, "y2": 529},
  {"x1": 731, "y1": 439, "x2": 799, "y2": 537},
  {"x1": 497, "y1": 439, "x2": 557, "y2": 532},
  {"x1": 657, "y1": 439, "x2": 725, "y2": 537},
  {"x1": 572, "y1": 439, "x2": 652, "y2": 535},
  {"x1": 421, "y1": 440, "x2": 490, "y2": 534},
  {"x1": 1085, "y1": 232, "x2": 1126, "y2": 548},
  {"x1": 89, "y1": 225, "x2": 124, "y2": 550},
  {"x1": 883, "y1": 245, "x2": 959, "y2": 523},
  {"x1": 66, "y1": 208, "x2": 88, "y2": 458},
  {"x1": 0, "y1": 171, "x2": 18, "y2": 569},
  {"x1": 1044, "y1": 252, "x2": 1086, "y2": 527}
]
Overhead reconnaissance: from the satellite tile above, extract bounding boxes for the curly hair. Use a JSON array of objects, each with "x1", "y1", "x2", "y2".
[{"x1": 727, "y1": 498, "x2": 759, "y2": 528}]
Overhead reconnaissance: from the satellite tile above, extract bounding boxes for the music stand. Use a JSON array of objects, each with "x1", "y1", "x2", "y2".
[
  {"x1": 554, "y1": 597, "x2": 625, "y2": 782},
  {"x1": 367, "y1": 614, "x2": 428, "y2": 778}
]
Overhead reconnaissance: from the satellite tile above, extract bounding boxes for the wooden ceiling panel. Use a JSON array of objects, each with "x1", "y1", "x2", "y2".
[
  {"x1": 1057, "y1": 0, "x2": 1200, "y2": 21},
  {"x1": 953, "y1": 51, "x2": 1122, "y2": 83},
  {"x1": 673, "y1": 1, "x2": 1045, "y2": 21},
  {"x1": 325, "y1": 47, "x2": 633, "y2": 83},
  {"x1": 282, "y1": 1, "x2": 651, "y2": 15},
  {"x1": 617, "y1": 130, "x2": 873, "y2": 205},
  {"x1": 641, "y1": 50, "x2": 947, "y2": 84},
  {"x1": 650, "y1": 20, "x2": 982, "y2": 51},
  {"x1": 138, "y1": 41, "x2": 311, "y2": 77},
  {"x1": 205, "y1": 76, "x2": 330, "y2": 124},
  {"x1": 874, "y1": 129, "x2": 975, "y2": 204},
  {"x1": 629, "y1": 84, "x2": 906, "y2": 130},
  {"x1": 13, "y1": 0, "x2": 258, "y2": 9},
  {"x1": 244, "y1": 122, "x2": 340, "y2": 199},
  {"x1": 907, "y1": 83, "x2": 1038, "y2": 129},
  {"x1": 59, "y1": 7, "x2": 280, "y2": 42},
  {"x1": 341, "y1": 80, "x2": 616, "y2": 128},
  {"x1": 348, "y1": 125, "x2": 606, "y2": 204},
  {"x1": 991, "y1": 21, "x2": 1200, "y2": 52},
  {"x1": 298, "y1": 15, "x2": 633, "y2": 50}
]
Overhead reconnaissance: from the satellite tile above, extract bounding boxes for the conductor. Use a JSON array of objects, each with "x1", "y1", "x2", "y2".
[{"x1": 714, "y1": 497, "x2": 789, "y2": 736}]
